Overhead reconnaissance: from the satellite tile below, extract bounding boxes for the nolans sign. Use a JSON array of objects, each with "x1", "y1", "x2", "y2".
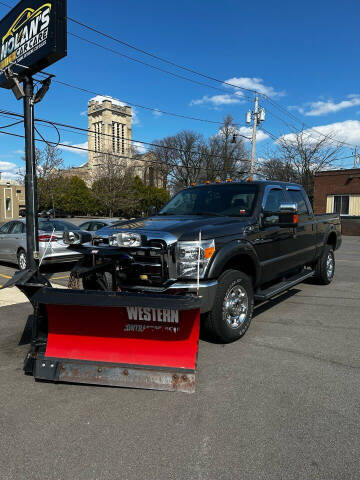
[{"x1": 0, "y1": 0, "x2": 67, "y2": 88}]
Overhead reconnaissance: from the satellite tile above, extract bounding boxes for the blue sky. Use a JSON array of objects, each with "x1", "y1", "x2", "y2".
[{"x1": 1, "y1": 0, "x2": 360, "y2": 179}]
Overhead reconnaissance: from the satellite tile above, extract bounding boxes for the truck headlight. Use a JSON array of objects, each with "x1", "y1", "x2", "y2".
[
  {"x1": 177, "y1": 239, "x2": 215, "y2": 278},
  {"x1": 109, "y1": 232, "x2": 142, "y2": 247}
]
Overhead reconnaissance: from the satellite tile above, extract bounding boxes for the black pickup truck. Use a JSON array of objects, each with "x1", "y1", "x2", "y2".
[{"x1": 66, "y1": 180, "x2": 341, "y2": 343}]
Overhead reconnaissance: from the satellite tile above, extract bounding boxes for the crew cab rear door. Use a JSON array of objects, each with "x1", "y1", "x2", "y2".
[
  {"x1": 285, "y1": 186, "x2": 317, "y2": 266},
  {"x1": 253, "y1": 185, "x2": 295, "y2": 283}
]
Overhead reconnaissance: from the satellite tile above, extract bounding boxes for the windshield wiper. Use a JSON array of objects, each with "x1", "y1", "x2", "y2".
[{"x1": 193, "y1": 212, "x2": 223, "y2": 217}]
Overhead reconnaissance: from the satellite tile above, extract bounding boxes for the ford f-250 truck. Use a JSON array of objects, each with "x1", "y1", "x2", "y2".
[{"x1": 65, "y1": 180, "x2": 342, "y2": 343}]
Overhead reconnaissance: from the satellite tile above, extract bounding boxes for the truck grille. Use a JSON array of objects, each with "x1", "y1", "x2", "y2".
[{"x1": 127, "y1": 247, "x2": 168, "y2": 286}]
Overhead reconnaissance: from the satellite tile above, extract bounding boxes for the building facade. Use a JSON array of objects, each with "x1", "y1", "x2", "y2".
[
  {"x1": 66, "y1": 96, "x2": 165, "y2": 188},
  {"x1": 0, "y1": 174, "x2": 25, "y2": 222},
  {"x1": 313, "y1": 168, "x2": 360, "y2": 235}
]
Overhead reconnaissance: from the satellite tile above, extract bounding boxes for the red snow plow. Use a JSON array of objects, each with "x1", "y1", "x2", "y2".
[{"x1": 4, "y1": 270, "x2": 201, "y2": 393}]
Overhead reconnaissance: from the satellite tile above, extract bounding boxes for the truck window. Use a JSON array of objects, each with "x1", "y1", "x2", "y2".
[
  {"x1": 160, "y1": 184, "x2": 258, "y2": 216},
  {"x1": 264, "y1": 189, "x2": 285, "y2": 212},
  {"x1": 287, "y1": 189, "x2": 309, "y2": 214}
]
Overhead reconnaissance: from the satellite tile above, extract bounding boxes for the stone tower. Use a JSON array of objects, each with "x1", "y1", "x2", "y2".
[{"x1": 88, "y1": 96, "x2": 132, "y2": 171}]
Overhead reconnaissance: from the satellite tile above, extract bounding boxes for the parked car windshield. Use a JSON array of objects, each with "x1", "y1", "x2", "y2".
[
  {"x1": 159, "y1": 184, "x2": 258, "y2": 216},
  {"x1": 38, "y1": 220, "x2": 80, "y2": 232}
]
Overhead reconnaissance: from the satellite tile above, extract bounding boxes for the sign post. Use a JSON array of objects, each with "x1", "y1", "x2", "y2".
[
  {"x1": 0, "y1": 0, "x2": 67, "y2": 269},
  {"x1": 23, "y1": 75, "x2": 38, "y2": 268}
]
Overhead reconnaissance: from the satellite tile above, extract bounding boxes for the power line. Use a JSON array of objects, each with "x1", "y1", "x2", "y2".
[
  {"x1": 69, "y1": 31, "x2": 252, "y2": 102},
  {"x1": 0, "y1": 109, "x2": 252, "y2": 168},
  {"x1": 0, "y1": 1, "x2": 354, "y2": 149},
  {"x1": 41, "y1": 76, "x2": 244, "y2": 127},
  {"x1": 68, "y1": 16, "x2": 258, "y2": 94},
  {"x1": 68, "y1": 20, "x2": 355, "y2": 148}
]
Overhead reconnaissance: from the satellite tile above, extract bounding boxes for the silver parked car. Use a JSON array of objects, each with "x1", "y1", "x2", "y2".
[
  {"x1": 78, "y1": 218, "x2": 127, "y2": 233},
  {"x1": 0, "y1": 219, "x2": 83, "y2": 270}
]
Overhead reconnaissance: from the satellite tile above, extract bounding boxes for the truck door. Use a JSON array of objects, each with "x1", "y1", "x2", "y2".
[
  {"x1": 253, "y1": 186, "x2": 294, "y2": 283},
  {"x1": 285, "y1": 187, "x2": 317, "y2": 266}
]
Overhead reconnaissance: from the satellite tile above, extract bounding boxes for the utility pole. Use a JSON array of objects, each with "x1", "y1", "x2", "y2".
[
  {"x1": 250, "y1": 95, "x2": 259, "y2": 176},
  {"x1": 23, "y1": 75, "x2": 39, "y2": 270},
  {"x1": 246, "y1": 96, "x2": 265, "y2": 178},
  {"x1": 354, "y1": 146, "x2": 359, "y2": 168}
]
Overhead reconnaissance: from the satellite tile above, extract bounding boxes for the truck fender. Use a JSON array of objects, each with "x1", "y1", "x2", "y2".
[
  {"x1": 322, "y1": 225, "x2": 338, "y2": 250},
  {"x1": 206, "y1": 240, "x2": 261, "y2": 286}
]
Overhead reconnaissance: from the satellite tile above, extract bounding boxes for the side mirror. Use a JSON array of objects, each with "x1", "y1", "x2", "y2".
[
  {"x1": 147, "y1": 205, "x2": 157, "y2": 216},
  {"x1": 278, "y1": 203, "x2": 298, "y2": 228},
  {"x1": 63, "y1": 230, "x2": 93, "y2": 245}
]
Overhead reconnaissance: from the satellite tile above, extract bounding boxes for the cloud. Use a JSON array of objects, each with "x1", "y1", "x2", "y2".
[
  {"x1": 190, "y1": 94, "x2": 244, "y2": 107},
  {"x1": 190, "y1": 77, "x2": 283, "y2": 108},
  {"x1": 225, "y1": 77, "x2": 285, "y2": 98},
  {"x1": 59, "y1": 141, "x2": 88, "y2": 156},
  {"x1": 89, "y1": 95, "x2": 127, "y2": 108},
  {"x1": 132, "y1": 141, "x2": 147, "y2": 154},
  {"x1": 279, "y1": 120, "x2": 360, "y2": 145},
  {"x1": 152, "y1": 109, "x2": 163, "y2": 117},
  {"x1": 235, "y1": 126, "x2": 269, "y2": 143},
  {"x1": 80, "y1": 110, "x2": 87, "y2": 117},
  {"x1": 291, "y1": 95, "x2": 360, "y2": 117},
  {"x1": 13, "y1": 149, "x2": 24, "y2": 155},
  {"x1": 132, "y1": 107, "x2": 140, "y2": 125},
  {"x1": 0, "y1": 160, "x2": 21, "y2": 180}
]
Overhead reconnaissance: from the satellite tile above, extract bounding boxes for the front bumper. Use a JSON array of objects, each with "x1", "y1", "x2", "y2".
[
  {"x1": 126, "y1": 280, "x2": 218, "y2": 314},
  {"x1": 41, "y1": 253, "x2": 83, "y2": 265}
]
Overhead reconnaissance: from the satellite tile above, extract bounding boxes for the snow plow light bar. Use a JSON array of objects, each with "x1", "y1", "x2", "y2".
[{"x1": 3, "y1": 270, "x2": 201, "y2": 393}]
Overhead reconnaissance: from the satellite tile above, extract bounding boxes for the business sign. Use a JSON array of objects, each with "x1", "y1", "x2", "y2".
[{"x1": 0, "y1": 0, "x2": 67, "y2": 88}]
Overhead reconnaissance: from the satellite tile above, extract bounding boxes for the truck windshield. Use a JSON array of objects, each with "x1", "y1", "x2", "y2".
[{"x1": 159, "y1": 184, "x2": 258, "y2": 216}]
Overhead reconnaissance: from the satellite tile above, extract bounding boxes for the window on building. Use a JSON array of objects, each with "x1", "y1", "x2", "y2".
[
  {"x1": 16, "y1": 189, "x2": 21, "y2": 194},
  {"x1": 6, "y1": 198, "x2": 11, "y2": 211},
  {"x1": 94, "y1": 122, "x2": 102, "y2": 153},
  {"x1": 333, "y1": 195, "x2": 349, "y2": 215},
  {"x1": 112, "y1": 122, "x2": 125, "y2": 154}
]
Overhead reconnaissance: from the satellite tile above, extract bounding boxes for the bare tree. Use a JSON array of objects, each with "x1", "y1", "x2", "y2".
[
  {"x1": 258, "y1": 157, "x2": 299, "y2": 183},
  {"x1": 203, "y1": 115, "x2": 249, "y2": 182},
  {"x1": 19, "y1": 145, "x2": 64, "y2": 209},
  {"x1": 260, "y1": 130, "x2": 342, "y2": 201},
  {"x1": 92, "y1": 153, "x2": 138, "y2": 217},
  {"x1": 150, "y1": 131, "x2": 206, "y2": 192},
  {"x1": 150, "y1": 116, "x2": 250, "y2": 192}
]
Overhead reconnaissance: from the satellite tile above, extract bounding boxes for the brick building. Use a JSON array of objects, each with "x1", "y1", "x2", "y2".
[
  {"x1": 313, "y1": 168, "x2": 360, "y2": 235},
  {"x1": 0, "y1": 174, "x2": 25, "y2": 222}
]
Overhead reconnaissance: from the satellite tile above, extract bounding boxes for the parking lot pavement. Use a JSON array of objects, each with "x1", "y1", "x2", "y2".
[{"x1": 0, "y1": 237, "x2": 359, "y2": 480}]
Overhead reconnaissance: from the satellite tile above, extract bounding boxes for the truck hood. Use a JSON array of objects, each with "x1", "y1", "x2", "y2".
[{"x1": 95, "y1": 215, "x2": 249, "y2": 242}]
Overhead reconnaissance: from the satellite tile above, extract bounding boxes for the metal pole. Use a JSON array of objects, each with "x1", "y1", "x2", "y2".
[
  {"x1": 23, "y1": 75, "x2": 39, "y2": 270},
  {"x1": 250, "y1": 95, "x2": 259, "y2": 176},
  {"x1": 354, "y1": 146, "x2": 359, "y2": 168}
]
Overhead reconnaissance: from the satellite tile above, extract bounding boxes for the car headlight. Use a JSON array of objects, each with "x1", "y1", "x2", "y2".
[
  {"x1": 177, "y1": 239, "x2": 215, "y2": 278},
  {"x1": 109, "y1": 232, "x2": 142, "y2": 247}
]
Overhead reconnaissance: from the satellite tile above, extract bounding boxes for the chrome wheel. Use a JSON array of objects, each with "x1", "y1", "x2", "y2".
[
  {"x1": 326, "y1": 252, "x2": 334, "y2": 279},
  {"x1": 223, "y1": 282, "x2": 249, "y2": 329},
  {"x1": 18, "y1": 252, "x2": 27, "y2": 270}
]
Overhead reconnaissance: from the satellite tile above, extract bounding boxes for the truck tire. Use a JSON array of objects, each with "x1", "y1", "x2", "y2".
[
  {"x1": 313, "y1": 245, "x2": 335, "y2": 285},
  {"x1": 203, "y1": 269, "x2": 254, "y2": 343},
  {"x1": 82, "y1": 272, "x2": 113, "y2": 290},
  {"x1": 17, "y1": 249, "x2": 28, "y2": 270}
]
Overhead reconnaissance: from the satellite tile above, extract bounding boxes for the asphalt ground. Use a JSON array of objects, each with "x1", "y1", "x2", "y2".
[{"x1": 0, "y1": 237, "x2": 359, "y2": 479}]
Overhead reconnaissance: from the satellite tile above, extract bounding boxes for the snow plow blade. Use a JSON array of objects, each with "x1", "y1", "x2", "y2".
[{"x1": 4, "y1": 271, "x2": 201, "y2": 393}]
